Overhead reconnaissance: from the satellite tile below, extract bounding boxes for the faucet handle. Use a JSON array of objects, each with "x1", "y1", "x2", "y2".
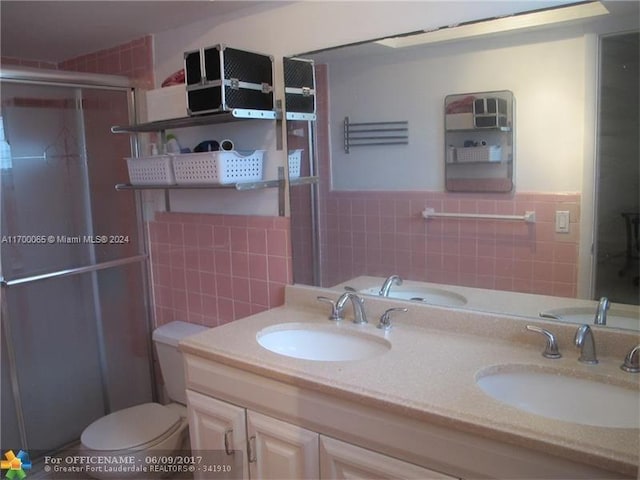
[
  {"x1": 526, "y1": 325, "x2": 562, "y2": 359},
  {"x1": 377, "y1": 308, "x2": 408, "y2": 331},
  {"x1": 621, "y1": 345, "x2": 640, "y2": 373},
  {"x1": 316, "y1": 296, "x2": 342, "y2": 321}
]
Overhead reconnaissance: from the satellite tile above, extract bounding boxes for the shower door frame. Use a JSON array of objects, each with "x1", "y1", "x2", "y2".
[{"x1": 0, "y1": 67, "x2": 156, "y2": 452}]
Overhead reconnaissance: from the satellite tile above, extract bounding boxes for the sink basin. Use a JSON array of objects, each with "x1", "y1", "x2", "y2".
[
  {"x1": 360, "y1": 287, "x2": 467, "y2": 307},
  {"x1": 541, "y1": 307, "x2": 640, "y2": 331},
  {"x1": 257, "y1": 323, "x2": 391, "y2": 361},
  {"x1": 476, "y1": 366, "x2": 640, "y2": 428}
]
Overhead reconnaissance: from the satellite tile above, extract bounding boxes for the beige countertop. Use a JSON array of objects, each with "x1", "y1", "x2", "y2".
[{"x1": 180, "y1": 284, "x2": 640, "y2": 477}]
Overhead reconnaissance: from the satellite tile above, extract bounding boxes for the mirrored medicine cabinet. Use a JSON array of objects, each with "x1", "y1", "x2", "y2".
[{"x1": 444, "y1": 90, "x2": 514, "y2": 193}]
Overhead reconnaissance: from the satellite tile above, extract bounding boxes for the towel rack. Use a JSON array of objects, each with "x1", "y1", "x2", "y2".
[
  {"x1": 422, "y1": 208, "x2": 536, "y2": 223},
  {"x1": 343, "y1": 117, "x2": 408, "y2": 153}
]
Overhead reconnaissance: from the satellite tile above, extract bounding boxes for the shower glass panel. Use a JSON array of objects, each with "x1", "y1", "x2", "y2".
[
  {"x1": 96, "y1": 262, "x2": 152, "y2": 412},
  {"x1": 0, "y1": 79, "x2": 152, "y2": 455},
  {"x1": 4, "y1": 273, "x2": 107, "y2": 450}
]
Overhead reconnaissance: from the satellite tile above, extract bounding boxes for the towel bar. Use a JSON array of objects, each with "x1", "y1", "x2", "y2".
[{"x1": 421, "y1": 208, "x2": 536, "y2": 223}]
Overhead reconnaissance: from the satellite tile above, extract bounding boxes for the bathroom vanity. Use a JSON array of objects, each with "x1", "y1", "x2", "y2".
[{"x1": 180, "y1": 285, "x2": 639, "y2": 479}]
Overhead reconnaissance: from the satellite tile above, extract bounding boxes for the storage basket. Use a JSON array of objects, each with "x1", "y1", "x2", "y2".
[
  {"x1": 455, "y1": 145, "x2": 502, "y2": 163},
  {"x1": 288, "y1": 149, "x2": 302, "y2": 179},
  {"x1": 172, "y1": 150, "x2": 265, "y2": 184},
  {"x1": 126, "y1": 155, "x2": 175, "y2": 185}
]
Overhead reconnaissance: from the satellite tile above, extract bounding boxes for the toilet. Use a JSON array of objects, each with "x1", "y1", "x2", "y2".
[{"x1": 80, "y1": 321, "x2": 207, "y2": 477}]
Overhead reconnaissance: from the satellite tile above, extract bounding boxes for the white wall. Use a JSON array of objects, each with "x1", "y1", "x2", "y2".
[
  {"x1": 153, "y1": 1, "x2": 569, "y2": 86},
  {"x1": 325, "y1": 28, "x2": 586, "y2": 192}
]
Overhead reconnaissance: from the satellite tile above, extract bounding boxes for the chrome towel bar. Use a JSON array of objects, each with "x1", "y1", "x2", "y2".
[{"x1": 421, "y1": 208, "x2": 536, "y2": 223}]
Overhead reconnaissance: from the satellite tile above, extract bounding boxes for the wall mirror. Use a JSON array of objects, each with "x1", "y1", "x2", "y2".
[
  {"x1": 285, "y1": 3, "x2": 639, "y2": 332},
  {"x1": 444, "y1": 90, "x2": 514, "y2": 193}
]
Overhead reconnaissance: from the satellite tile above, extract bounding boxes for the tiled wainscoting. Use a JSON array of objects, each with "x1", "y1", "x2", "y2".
[
  {"x1": 319, "y1": 191, "x2": 581, "y2": 298},
  {"x1": 148, "y1": 212, "x2": 292, "y2": 327}
]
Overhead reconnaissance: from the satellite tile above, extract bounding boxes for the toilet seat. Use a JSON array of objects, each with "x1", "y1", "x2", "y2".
[{"x1": 81, "y1": 403, "x2": 182, "y2": 451}]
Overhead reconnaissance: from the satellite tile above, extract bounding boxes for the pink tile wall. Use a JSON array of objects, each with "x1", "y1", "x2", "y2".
[
  {"x1": 148, "y1": 212, "x2": 293, "y2": 327},
  {"x1": 1, "y1": 57, "x2": 58, "y2": 70},
  {"x1": 2, "y1": 36, "x2": 154, "y2": 88},
  {"x1": 314, "y1": 64, "x2": 580, "y2": 297},
  {"x1": 320, "y1": 191, "x2": 580, "y2": 297},
  {"x1": 58, "y1": 35, "x2": 154, "y2": 88}
]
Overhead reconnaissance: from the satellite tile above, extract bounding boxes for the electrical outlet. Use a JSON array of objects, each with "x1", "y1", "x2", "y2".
[{"x1": 555, "y1": 210, "x2": 570, "y2": 233}]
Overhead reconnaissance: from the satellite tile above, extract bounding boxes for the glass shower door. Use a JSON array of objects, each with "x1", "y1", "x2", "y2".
[{"x1": 0, "y1": 81, "x2": 153, "y2": 454}]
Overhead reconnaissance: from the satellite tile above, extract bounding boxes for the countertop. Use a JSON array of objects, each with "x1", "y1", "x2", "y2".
[{"x1": 180, "y1": 285, "x2": 640, "y2": 477}]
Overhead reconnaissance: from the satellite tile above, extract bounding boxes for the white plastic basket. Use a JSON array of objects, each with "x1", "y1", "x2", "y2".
[
  {"x1": 172, "y1": 150, "x2": 265, "y2": 185},
  {"x1": 288, "y1": 149, "x2": 302, "y2": 179},
  {"x1": 126, "y1": 155, "x2": 175, "y2": 185},
  {"x1": 455, "y1": 145, "x2": 502, "y2": 163}
]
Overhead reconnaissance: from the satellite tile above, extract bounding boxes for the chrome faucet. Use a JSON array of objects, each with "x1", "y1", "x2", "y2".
[
  {"x1": 574, "y1": 324, "x2": 598, "y2": 364},
  {"x1": 379, "y1": 275, "x2": 402, "y2": 296},
  {"x1": 594, "y1": 297, "x2": 610, "y2": 325},
  {"x1": 377, "y1": 307, "x2": 408, "y2": 331},
  {"x1": 621, "y1": 345, "x2": 640, "y2": 373},
  {"x1": 336, "y1": 292, "x2": 368, "y2": 324}
]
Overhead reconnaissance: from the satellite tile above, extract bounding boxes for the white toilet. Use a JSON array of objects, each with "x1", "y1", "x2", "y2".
[{"x1": 80, "y1": 321, "x2": 207, "y2": 477}]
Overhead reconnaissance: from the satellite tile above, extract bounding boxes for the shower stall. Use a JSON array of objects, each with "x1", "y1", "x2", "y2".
[{"x1": 0, "y1": 68, "x2": 154, "y2": 456}]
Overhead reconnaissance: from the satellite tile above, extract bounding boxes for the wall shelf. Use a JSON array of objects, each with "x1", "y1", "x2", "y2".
[
  {"x1": 111, "y1": 108, "x2": 280, "y2": 133},
  {"x1": 115, "y1": 179, "x2": 283, "y2": 191},
  {"x1": 116, "y1": 168, "x2": 286, "y2": 215}
]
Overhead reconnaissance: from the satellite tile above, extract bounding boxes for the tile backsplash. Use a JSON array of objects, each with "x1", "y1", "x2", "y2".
[{"x1": 148, "y1": 212, "x2": 292, "y2": 327}]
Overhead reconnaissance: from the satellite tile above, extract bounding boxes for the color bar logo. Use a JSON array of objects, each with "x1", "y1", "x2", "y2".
[{"x1": 1, "y1": 451, "x2": 31, "y2": 479}]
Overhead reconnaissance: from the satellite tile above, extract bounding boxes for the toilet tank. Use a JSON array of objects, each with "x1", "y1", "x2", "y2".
[{"x1": 152, "y1": 321, "x2": 208, "y2": 405}]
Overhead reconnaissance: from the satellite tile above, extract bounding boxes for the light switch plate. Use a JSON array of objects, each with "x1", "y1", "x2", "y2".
[{"x1": 555, "y1": 210, "x2": 570, "y2": 233}]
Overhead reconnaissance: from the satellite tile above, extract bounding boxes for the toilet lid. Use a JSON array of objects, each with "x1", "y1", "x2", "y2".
[{"x1": 81, "y1": 403, "x2": 181, "y2": 450}]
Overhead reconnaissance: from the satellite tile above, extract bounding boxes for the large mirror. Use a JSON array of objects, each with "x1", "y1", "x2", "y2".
[{"x1": 286, "y1": 2, "x2": 639, "y2": 331}]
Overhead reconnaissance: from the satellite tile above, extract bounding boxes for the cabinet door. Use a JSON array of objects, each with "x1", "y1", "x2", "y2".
[
  {"x1": 320, "y1": 436, "x2": 458, "y2": 480},
  {"x1": 186, "y1": 389, "x2": 248, "y2": 479},
  {"x1": 247, "y1": 410, "x2": 319, "y2": 479}
]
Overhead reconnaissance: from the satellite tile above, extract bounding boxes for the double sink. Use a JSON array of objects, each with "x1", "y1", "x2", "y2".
[{"x1": 257, "y1": 321, "x2": 640, "y2": 430}]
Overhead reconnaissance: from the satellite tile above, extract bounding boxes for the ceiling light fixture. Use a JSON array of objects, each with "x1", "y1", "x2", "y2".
[{"x1": 375, "y1": 1, "x2": 609, "y2": 49}]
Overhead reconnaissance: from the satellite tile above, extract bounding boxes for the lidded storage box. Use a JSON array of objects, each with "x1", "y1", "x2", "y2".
[
  {"x1": 283, "y1": 57, "x2": 316, "y2": 115},
  {"x1": 473, "y1": 97, "x2": 508, "y2": 128},
  {"x1": 184, "y1": 45, "x2": 274, "y2": 116}
]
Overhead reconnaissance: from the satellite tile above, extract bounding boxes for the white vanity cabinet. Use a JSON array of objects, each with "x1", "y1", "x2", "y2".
[
  {"x1": 247, "y1": 411, "x2": 319, "y2": 479},
  {"x1": 183, "y1": 352, "x2": 631, "y2": 480},
  {"x1": 186, "y1": 389, "x2": 248, "y2": 479},
  {"x1": 320, "y1": 436, "x2": 455, "y2": 479},
  {"x1": 187, "y1": 387, "x2": 454, "y2": 480},
  {"x1": 187, "y1": 389, "x2": 320, "y2": 479}
]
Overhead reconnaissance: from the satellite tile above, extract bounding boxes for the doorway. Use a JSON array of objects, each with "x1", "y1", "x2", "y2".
[{"x1": 594, "y1": 31, "x2": 639, "y2": 305}]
